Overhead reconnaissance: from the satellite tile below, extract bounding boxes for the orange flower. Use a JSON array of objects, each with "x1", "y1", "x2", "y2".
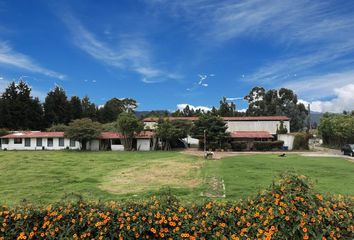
[{"x1": 303, "y1": 228, "x2": 308, "y2": 233}]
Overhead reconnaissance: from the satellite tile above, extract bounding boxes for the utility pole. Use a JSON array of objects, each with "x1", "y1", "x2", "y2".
[
  {"x1": 307, "y1": 104, "x2": 311, "y2": 133},
  {"x1": 204, "y1": 129, "x2": 207, "y2": 152}
]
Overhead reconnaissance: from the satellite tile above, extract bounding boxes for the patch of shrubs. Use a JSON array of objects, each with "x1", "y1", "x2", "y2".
[
  {"x1": 1, "y1": 173, "x2": 353, "y2": 240},
  {"x1": 231, "y1": 141, "x2": 248, "y2": 151},
  {"x1": 293, "y1": 133, "x2": 312, "y2": 150},
  {"x1": 253, "y1": 140, "x2": 284, "y2": 151}
]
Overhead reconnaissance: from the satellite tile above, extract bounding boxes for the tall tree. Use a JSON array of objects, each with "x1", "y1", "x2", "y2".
[
  {"x1": 99, "y1": 98, "x2": 138, "y2": 123},
  {"x1": 65, "y1": 118, "x2": 102, "y2": 150},
  {"x1": 190, "y1": 115, "x2": 230, "y2": 150},
  {"x1": 218, "y1": 97, "x2": 236, "y2": 117},
  {"x1": 156, "y1": 119, "x2": 192, "y2": 150},
  {"x1": 81, "y1": 96, "x2": 97, "y2": 120},
  {"x1": 69, "y1": 96, "x2": 82, "y2": 120},
  {"x1": 116, "y1": 112, "x2": 144, "y2": 151},
  {"x1": 244, "y1": 87, "x2": 308, "y2": 131},
  {"x1": 0, "y1": 81, "x2": 44, "y2": 130},
  {"x1": 43, "y1": 86, "x2": 70, "y2": 126}
]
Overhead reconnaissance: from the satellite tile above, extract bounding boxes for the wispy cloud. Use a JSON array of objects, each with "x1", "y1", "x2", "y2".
[
  {"x1": 0, "y1": 41, "x2": 65, "y2": 79},
  {"x1": 62, "y1": 14, "x2": 180, "y2": 83},
  {"x1": 283, "y1": 70, "x2": 354, "y2": 101},
  {"x1": 186, "y1": 73, "x2": 214, "y2": 91}
]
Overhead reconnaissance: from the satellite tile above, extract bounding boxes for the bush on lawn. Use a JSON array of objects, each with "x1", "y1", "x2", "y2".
[
  {"x1": 293, "y1": 133, "x2": 311, "y2": 150},
  {"x1": 1, "y1": 173, "x2": 353, "y2": 240},
  {"x1": 253, "y1": 141, "x2": 284, "y2": 151},
  {"x1": 231, "y1": 141, "x2": 248, "y2": 151}
]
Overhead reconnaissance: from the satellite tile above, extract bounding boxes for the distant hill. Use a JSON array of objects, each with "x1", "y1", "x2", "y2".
[
  {"x1": 310, "y1": 112, "x2": 323, "y2": 125},
  {"x1": 135, "y1": 110, "x2": 170, "y2": 119}
]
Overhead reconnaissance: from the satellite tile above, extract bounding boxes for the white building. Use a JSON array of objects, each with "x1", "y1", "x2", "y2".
[
  {"x1": 0, "y1": 132, "x2": 80, "y2": 150},
  {"x1": 143, "y1": 116, "x2": 290, "y2": 146},
  {"x1": 0, "y1": 131, "x2": 154, "y2": 151}
]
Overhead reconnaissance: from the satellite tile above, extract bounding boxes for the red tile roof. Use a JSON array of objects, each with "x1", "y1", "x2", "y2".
[
  {"x1": 143, "y1": 117, "x2": 199, "y2": 122},
  {"x1": 231, "y1": 131, "x2": 274, "y2": 139},
  {"x1": 1, "y1": 131, "x2": 64, "y2": 138},
  {"x1": 143, "y1": 116, "x2": 289, "y2": 122},
  {"x1": 1, "y1": 131, "x2": 155, "y2": 139}
]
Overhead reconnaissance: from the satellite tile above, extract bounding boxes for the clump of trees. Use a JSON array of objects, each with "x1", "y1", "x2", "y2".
[
  {"x1": 318, "y1": 113, "x2": 354, "y2": 147},
  {"x1": 156, "y1": 120, "x2": 192, "y2": 150},
  {"x1": 116, "y1": 112, "x2": 144, "y2": 151},
  {"x1": 64, "y1": 118, "x2": 102, "y2": 150},
  {"x1": 0, "y1": 81, "x2": 138, "y2": 130},
  {"x1": 244, "y1": 87, "x2": 308, "y2": 132},
  {"x1": 190, "y1": 115, "x2": 230, "y2": 150}
]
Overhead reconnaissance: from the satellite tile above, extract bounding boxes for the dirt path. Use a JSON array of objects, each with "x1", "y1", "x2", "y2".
[{"x1": 181, "y1": 148, "x2": 354, "y2": 162}]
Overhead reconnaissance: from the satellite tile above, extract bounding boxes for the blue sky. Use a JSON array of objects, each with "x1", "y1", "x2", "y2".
[{"x1": 0, "y1": 0, "x2": 354, "y2": 112}]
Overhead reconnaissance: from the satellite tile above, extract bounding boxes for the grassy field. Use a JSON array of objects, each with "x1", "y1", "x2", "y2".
[{"x1": 0, "y1": 151, "x2": 353, "y2": 205}]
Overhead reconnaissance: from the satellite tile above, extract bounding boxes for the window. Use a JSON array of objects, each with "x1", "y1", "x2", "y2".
[
  {"x1": 14, "y1": 138, "x2": 22, "y2": 144},
  {"x1": 25, "y1": 138, "x2": 31, "y2": 147},
  {"x1": 47, "y1": 138, "x2": 53, "y2": 147},
  {"x1": 70, "y1": 139, "x2": 76, "y2": 147},
  {"x1": 36, "y1": 138, "x2": 42, "y2": 147},
  {"x1": 111, "y1": 139, "x2": 121, "y2": 145},
  {"x1": 1, "y1": 138, "x2": 9, "y2": 144},
  {"x1": 59, "y1": 138, "x2": 64, "y2": 147}
]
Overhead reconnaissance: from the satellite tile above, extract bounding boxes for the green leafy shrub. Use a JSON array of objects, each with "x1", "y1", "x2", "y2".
[
  {"x1": 253, "y1": 141, "x2": 284, "y2": 151},
  {"x1": 231, "y1": 141, "x2": 248, "y2": 151},
  {"x1": 1, "y1": 173, "x2": 353, "y2": 240},
  {"x1": 293, "y1": 133, "x2": 311, "y2": 150}
]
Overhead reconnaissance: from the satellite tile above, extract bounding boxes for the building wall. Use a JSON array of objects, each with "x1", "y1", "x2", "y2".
[
  {"x1": 144, "y1": 122, "x2": 157, "y2": 129},
  {"x1": 1, "y1": 138, "x2": 80, "y2": 150},
  {"x1": 111, "y1": 140, "x2": 124, "y2": 151},
  {"x1": 137, "y1": 139, "x2": 151, "y2": 151},
  {"x1": 87, "y1": 140, "x2": 100, "y2": 151},
  {"x1": 226, "y1": 120, "x2": 290, "y2": 134},
  {"x1": 278, "y1": 134, "x2": 295, "y2": 150}
]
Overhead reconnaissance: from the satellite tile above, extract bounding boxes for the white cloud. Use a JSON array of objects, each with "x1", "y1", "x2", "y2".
[
  {"x1": 177, "y1": 103, "x2": 211, "y2": 112},
  {"x1": 283, "y1": 70, "x2": 354, "y2": 100},
  {"x1": 62, "y1": 14, "x2": 180, "y2": 83},
  {"x1": 299, "y1": 84, "x2": 354, "y2": 113},
  {"x1": 0, "y1": 41, "x2": 65, "y2": 79}
]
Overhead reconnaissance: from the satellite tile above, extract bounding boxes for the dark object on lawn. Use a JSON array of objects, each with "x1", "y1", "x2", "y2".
[
  {"x1": 279, "y1": 153, "x2": 286, "y2": 157},
  {"x1": 204, "y1": 151, "x2": 214, "y2": 159},
  {"x1": 341, "y1": 144, "x2": 354, "y2": 157}
]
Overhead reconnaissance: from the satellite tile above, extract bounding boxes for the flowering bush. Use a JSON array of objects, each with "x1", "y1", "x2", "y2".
[{"x1": 1, "y1": 173, "x2": 353, "y2": 240}]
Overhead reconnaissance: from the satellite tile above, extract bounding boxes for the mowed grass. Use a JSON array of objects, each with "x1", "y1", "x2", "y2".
[
  {"x1": 203, "y1": 154, "x2": 354, "y2": 200},
  {"x1": 0, "y1": 151, "x2": 203, "y2": 206},
  {"x1": 0, "y1": 151, "x2": 353, "y2": 206}
]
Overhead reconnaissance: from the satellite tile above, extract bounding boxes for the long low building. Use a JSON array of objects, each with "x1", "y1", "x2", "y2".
[
  {"x1": 143, "y1": 116, "x2": 290, "y2": 146},
  {"x1": 0, "y1": 131, "x2": 154, "y2": 151}
]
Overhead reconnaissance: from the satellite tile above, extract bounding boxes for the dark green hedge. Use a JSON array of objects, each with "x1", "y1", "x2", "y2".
[{"x1": 253, "y1": 141, "x2": 284, "y2": 151}]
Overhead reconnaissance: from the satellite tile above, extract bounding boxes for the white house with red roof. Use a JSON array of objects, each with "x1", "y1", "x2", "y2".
[
  {"x1": 0, "y1": 131, "x2": 154, "y2": 151},
  {"x1": 143, "y1": 116, "x2": 290, "y2": 147},
  {"x1": 0, "y1": 131, "x2": 80, "y2": 150}
]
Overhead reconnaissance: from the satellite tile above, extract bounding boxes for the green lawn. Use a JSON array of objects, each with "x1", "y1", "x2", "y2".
[
  {"x1": 0, "y1": 151, "x2": 353, "y2": 206},
  {"x1": 203, "y1": 154, "x2": 354, "y2": 200}
]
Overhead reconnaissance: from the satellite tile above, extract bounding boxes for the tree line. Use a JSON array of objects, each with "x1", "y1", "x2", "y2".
[
  {"x1": 318, "y1": 112, "x2": 354, "y2": 147},
  {"x1": 0, "y1": 81, "x2": 137, "y2": 130},
  {"x1": 0, "y1": 81, "x2": 308, "y2": 133}
]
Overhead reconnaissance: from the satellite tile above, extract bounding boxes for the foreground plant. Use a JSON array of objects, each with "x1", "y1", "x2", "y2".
[{"x1": 1, "y1": 173, "x2": 353, "y2": 240}]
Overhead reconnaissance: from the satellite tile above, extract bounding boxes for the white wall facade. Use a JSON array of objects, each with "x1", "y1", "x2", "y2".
[
  {"x1": 1, "y1": 138, "x2": 80, "y2": 150},
  {"x1": 87, "y1": 140, "x2": 100, "y2": 151},
  {"x1": 137, "y1": 139, "x2": 151, "y2": 151},
  {"x1": 144, "y1": 122, "x2": 157, "y2": 129},
  {"x1": 226, "y1": 120, "x2": 290, "y2": 134},
  {"x1": 278, "y1": 134, "x2": 295, "y2": 150}
]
